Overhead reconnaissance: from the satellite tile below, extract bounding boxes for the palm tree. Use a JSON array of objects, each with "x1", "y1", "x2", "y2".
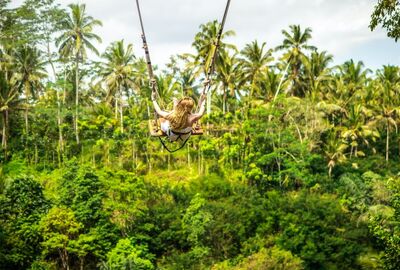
[
  {"x1": 338, "y1": 60, "x2": 371, "y2": 105},
  {"x1": 191, "y1": 20, "x2": 236, "y2": 76},
  {"x1": 323, "y1": 130, "x2": 348, "y2": 178},
  {"x1": 56, "y1": 3, "x2": 102, "y2": 145},
  {"x1": 11, "y1": 45, "x2": 47, "y2": 135},
  {"x1": 0, "y1": 82, "x2": 19, "y2": 158},
  {"x1": 370, "y1": 72, "x2": 399, "y2": 163},
  {"x1": 0, "y1": 48, "x2": 21, "y2": 157},
  {"x1": 377, "y1": 65, "x2": 400, "y2": 104},
  {"x1": 376, "y1": 65, "x2": 400, "y2": 159},
  {"x1": 154, "y1": 74, "x2": 181, "y2": 109},
  {"x1": 262, "y1": 68, "x2": 282, "y2": 102},
  {"x1": 217, "y1": 50, "x2": 240, "y2": 113},
  {"x1": 341, "y1": 104, "x2": 379, "y2": 158},
  {"x1": 372, "y1": 106, "x2": 398, "y2": 162},
  {"x1": 100, "y1": 40, "x2": 136, "y2": 133},
  {"x1": 166, "y1": 55, "x2": 202, "y2": 97},
  {"x1": 276, "y1": 25, "x2": 316, "y2": 97},
  {"x1": 239, "y1": 40, "x2": 273, "y2": 103},
  {"x1": 303, "y1": 50, "x2": 333, "y2": 101}
]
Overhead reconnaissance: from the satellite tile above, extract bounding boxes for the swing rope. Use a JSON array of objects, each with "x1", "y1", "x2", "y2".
[
  {"x1": 201, "y1": 0, "x2": 231, "y2": 97},
  {"x1": 135, "y1": 0, "x2": 159, "y2": 107}
]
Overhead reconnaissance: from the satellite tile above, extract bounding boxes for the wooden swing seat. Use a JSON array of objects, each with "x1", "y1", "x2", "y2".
[{"x1": 149, "y1": 119, "x2": 204, "y2": 137}]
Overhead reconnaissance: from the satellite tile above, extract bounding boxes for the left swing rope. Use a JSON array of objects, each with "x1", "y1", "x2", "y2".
[
  {"x1": 136, "y1": 0, "x2": 184, "y2": 153},
  {"x1": 135, "y1": 0, "x2": 159, "y2": 132}
]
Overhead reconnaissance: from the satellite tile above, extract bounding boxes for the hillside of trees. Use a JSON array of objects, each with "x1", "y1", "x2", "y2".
[{"x1": 0, "y1": 0, "x2": 399, "y2": 269}]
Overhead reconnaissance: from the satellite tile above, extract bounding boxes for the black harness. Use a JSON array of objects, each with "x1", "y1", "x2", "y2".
[{"x1": 158, "y1": 129, "x2": 192, "y2": 153}]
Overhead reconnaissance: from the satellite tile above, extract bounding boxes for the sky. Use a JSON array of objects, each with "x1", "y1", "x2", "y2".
[{"x1": 10, "y1": 0, "x2": 400, "y2": 70}]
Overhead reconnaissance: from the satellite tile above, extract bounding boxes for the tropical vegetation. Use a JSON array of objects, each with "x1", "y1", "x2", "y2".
[{"x1": 0, "y1": 1, "x2": 399, "y2": 269}]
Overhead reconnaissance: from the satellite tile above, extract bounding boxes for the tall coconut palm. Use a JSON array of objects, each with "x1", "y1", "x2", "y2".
[
  {"x1": 56, "y1": 3, "x2": 102, "y2": 145},
  {"x1": 190, "y1": 20, "x2": 236, "y2": 81},
  {"x1": 372, "y1": 106, "x2": 398, "y2": 162},
  {"x1": 239, "y1": 40, "x2": 273, "y2": 103},
  {"x1": 341, "y1": 104, "x2": 379, "y2": 158},
  {"x1": 0, "y1": 48, "x2": 21, "y2": 157},
  {"x1": 154, "y1": 74, "x2": 181, "y2": 109},
  {"x1": 100, "y1": 40, "x2": 136, "y2": 133},
  {"x1": 323, "y1": 130, "x2": 348, "y2": 178},
  {"x1": 377, "y1": 65, "x2": 400, "y2": 104},
  {"x1": 131, "y1": 58, "x2": 150, "y2": 98},
  {"x1": 0, "y1": 80, "x2": 19, "y2": 157},
  {"x1": 338, "y1": 60, "x2": 371, "y2": 104},
  {"x1": 11, "y1": 45, "x2": 47, "y2": 135},
  {"x1": 262, "y1": 68, "x2": 281, "y2": 102},
  {"x1": 370, "y1": 71, "x2": 399, "y2": 163},
  {"x1": 276, "y1": 25, "x2": 316, "y2": 97},
  {"x1": 217, "y1": 50, "x2": 240, "y2": 113},
  {"x1": 376, "y1": 65, "x2": 400, "y2": 159},
  {"x1": 303, "y1": 50, "x2": 333, "y2": 101}
]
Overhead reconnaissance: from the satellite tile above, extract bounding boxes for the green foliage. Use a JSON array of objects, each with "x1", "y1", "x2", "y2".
[
  {"x1": 244, "y1": 102, "x2": 323, "y2": 190},
  {"x1": 103, "y1": 238, "x2": 154, "y2": 270},
  {"x1": 212, "y1": 247, "x2": 304, "y2": 270},
  {"x1": 0, "y1": 176, "x2": 49, "y2": 270},
  {"x1": 102, "y1": 170, "x2": 149, "y2": 235},
  {"x1": 1, "y1": 1, "x2": 400, "y2": 269},
  {"x1": 59, "y1": 159, "x2": 106, "y2": 227},
  {"x1": 368, "y1": 177, "x2": 400, "y2": 270},
  {"x1": 370, "y1": 0, "x2": 400, "y2": 41},
  {"x1": 276, "y1": 192, "x2": 363, "y2": 269},
  {"x1": 57, "y1": 160, "x2": 119, "y2": 264},
  {"x1": 182, "y1": 193, "x2": 213, "y2": 246}
]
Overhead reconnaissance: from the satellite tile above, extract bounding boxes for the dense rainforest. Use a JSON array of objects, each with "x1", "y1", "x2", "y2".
[{"x1": 0, "y1": 0, "x2": 399, "y2": 269}]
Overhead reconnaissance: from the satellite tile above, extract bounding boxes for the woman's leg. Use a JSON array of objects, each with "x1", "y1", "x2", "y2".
[
  {"x1": 160, "y1": 119, "x2": 178, "y2": 141},
  {"x1": 160, "y1": 118, "x2": 169, "y2": 133}
]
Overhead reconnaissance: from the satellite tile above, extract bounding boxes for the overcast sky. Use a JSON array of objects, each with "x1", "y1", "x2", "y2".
[{"x1": 11, "y1": 0, "x2": 400, "y2": 70}]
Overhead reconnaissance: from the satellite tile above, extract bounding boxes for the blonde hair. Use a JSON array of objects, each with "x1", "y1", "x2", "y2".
[{"x1": 167, "y1": 97, "x2": 194, "y2": 130}]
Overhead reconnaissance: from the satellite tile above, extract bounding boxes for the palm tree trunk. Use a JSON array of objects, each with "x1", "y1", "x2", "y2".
[
  {"x1": 115, "y1": 96, "x2": 118, "y2": 120},
  {"x1": 35, "y1": 144, "x2": 38, "y2": 165},
  {"x1": 222, "y1": 85, "x2": 227, "y2": 114},
  {"x1": 132, "y1": 139, "x2": 136, "y2": 170},
  {"x1": 2, "y1": 110, "x2": 8, "y2": 158},
  {"x1": 63, "y1": 68, "x2": 67, "y2": 104},
  {"x1": 47, "y1": 41, "x2": 64, "y2": 157},
  {"x1": 119, "y1": 86, "x2": 124, "y2": 133},
  {"x1": 75, "y1": 55, "x2": 80, "y2": 145},
  {"x1": 24, "y1": 108, "x2": 29, "y2": 135},
  {"x1": 386, "y1": 121, "x2": 390, "y2": 162},
  {"x1": 207, "y1": 91, "x2": 211, "y2": 135},
  {"x1": 274, "y1": 62, "x2": 290, "y2": 101},
  {"x1": 57, "y1": 89, "x2": 64, "y2": 155},
  {"x1": 24, "y1": 104, "x2": 31, "y2": 163},
  {"x1": 350, "y1": 145, "x2": 353, "y2": 158}
]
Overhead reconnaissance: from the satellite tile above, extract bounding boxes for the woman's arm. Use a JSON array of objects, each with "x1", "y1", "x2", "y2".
[
  {"x1": 190, "y1": 94, "x2": 206, "y2": 123},
  {"x1": 152, "y1": 92, "x2": 170, "y2": 118}
]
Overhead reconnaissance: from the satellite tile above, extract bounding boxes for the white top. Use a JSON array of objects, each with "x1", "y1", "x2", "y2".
[{"x1": 160, "y1": 120, "x2": 192, "y2": 142}]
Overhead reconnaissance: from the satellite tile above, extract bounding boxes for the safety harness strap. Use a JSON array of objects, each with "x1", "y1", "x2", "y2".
[{"x1": 158, "y1": 136, "x2": 191, "y2": 153}]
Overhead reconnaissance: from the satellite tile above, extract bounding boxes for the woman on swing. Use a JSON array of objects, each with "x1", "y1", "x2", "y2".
[{"x1": 151, "y1": 91, "x2": 206, "y2": 142}]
